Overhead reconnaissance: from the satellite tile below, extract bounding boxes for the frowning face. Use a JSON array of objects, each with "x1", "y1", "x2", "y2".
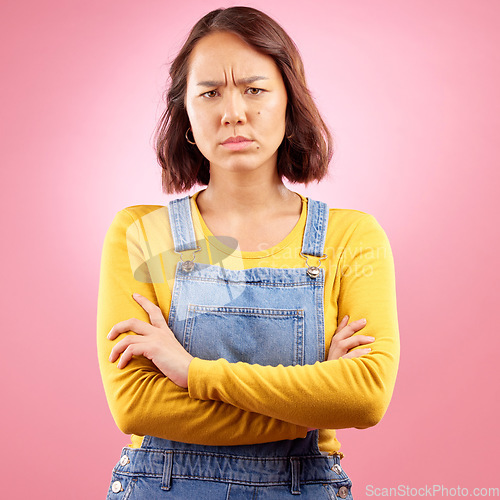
[{"x1": 185, "y1": 31, "x2": 288, "y2": 177}]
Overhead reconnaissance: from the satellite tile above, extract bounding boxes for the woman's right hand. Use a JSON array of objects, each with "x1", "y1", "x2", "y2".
[
  {"x1": 327, "y1": 315, "x2": 374, "y2": 360},
  {"x1": 307, "y1": 316, "x2": 375, "y2": 430}
]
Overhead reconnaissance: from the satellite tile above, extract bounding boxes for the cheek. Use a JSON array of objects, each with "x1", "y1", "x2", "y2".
[
  {"x1": 270, "y1": 95, "x2": 287, "y2": 121},
  {"x1": 186, "y1": 106, "x2": 203, "y2": 131},
  {"x1": 190, "y1": 108, "x2": 220, "y2": 136},
  {"x1": 186, "y1": 95, "x2": 208, "y2": 126},
  {"x1": 260, "y1": 101, "x2": 287, "y2": 135},
  {"x1": 186, "y1": 108, "x2": 213, "y2": 148}
]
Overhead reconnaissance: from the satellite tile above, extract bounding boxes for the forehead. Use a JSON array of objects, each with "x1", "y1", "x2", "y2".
[{"x1": 187, "y1": 31, "x2": 281, "y2": 83}]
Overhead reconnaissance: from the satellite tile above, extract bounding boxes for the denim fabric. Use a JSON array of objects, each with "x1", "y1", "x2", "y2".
[
  {"x1": 106, "y1": 435, "x2": 353, "y2": 499},
  {"x1": 168, "y1": 196, "x2": 198, "y2": 252},
  {"x1": 300, "y1": 198, "x2": 329, "y2": 257},
  {"x1": 168, "y1": 265, "x2": 325, "y2": 366},
  {"x1": 106, "y1": 196, "x2": 354, "y2": 499}
]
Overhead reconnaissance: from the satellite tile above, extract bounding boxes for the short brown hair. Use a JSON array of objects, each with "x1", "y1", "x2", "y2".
[{"x1": 154, "y1": 6, "x2": 333, "y2": 194}]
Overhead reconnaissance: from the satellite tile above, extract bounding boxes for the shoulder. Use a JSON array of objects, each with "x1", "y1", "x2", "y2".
[
  {"x1": 300, "y1": 195, "x2": 387, "y2": 242},
  {"x1": 323, "y1": 206, "x2": 393, "y2": 252},
  {"x1": 119, "y1": 204, "x2": 166, "y2": 222},
  {"x1": 106, "y1": 204, "x2": 167, "y2": 230},
  {"x1": 328, "y1": 207, "x2": 372, "y2": 226},
  {"x1": 103, "y1": 205, "x2": 171, "y2": 251},
  {"x1": 104, "y1": 194, "x2": 194, "y2": 251},
  {"x1": 327, "y1": 207, "x2": 384, "y2": 233},
  {"x1": 301, "y1": 194, "x2": 374, "y2": 228}
]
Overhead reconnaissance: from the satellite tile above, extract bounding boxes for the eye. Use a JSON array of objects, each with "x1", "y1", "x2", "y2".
[
  {"x1": 246, "y1": 87, "x2": 264, "y2": 95},
  {"x1": 201, "y1": 90, "x2": 219, "y2": 98}
]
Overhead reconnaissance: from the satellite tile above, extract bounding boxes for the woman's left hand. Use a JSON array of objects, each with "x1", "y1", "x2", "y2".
[{"x1": 107, "y1": 293, "x2": 193, "y2": 389}]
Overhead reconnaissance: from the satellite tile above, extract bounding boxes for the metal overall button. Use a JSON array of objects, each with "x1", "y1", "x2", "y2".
[
  {"x1": 337, "y1": 485, "x2": 349, "y2": 498},
  {"x1": 174, "y1": 246, "x2": 201, "y2": 273},
  {"x1": 119, "y1": 455, "x2": 130, "y2": 466},
  {"x1": 331, "y1": 463, "x2": 342, "y2": 475},
  {"x1": 307, "y1": 266, "x2": 320, "y2": 278},
  {"x1": 299, "y1": 252, "x2": 327, "y2": 279},
  {"x1": 111, "y1": 480, "x2": 123, "y2": 493}
]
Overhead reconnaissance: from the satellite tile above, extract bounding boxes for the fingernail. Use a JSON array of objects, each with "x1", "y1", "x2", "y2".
[
  {"x1": 133, "y1": 293, "x2": 141, "y2": 298},
  {"x1": 367, "y1": 336, "x2": 375, "y2": 341},
  {"x1": 343, "y1": 315, "x2": 349, "y2": 321},
  {"x1": 361, "y1": 318, "x2": 367, "y2": 323}
]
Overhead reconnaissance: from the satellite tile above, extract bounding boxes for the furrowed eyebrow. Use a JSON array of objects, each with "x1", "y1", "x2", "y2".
[{"x1": 196, "y1": 76, "x2": 269, "y2": 87}]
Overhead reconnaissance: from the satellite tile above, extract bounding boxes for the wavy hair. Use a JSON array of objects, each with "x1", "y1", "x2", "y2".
[{"x1": 154, "y1": 6, "x2": 333, "y2": 194}]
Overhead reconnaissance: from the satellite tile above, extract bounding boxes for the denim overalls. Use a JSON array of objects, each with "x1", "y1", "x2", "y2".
[{"x1": 106, "y1": 195, "x2": 353, "y2": 499}]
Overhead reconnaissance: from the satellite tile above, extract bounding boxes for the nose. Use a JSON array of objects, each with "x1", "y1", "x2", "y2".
[{"x1": 221, "y1": 91, "x2": 247, "y2": 126}]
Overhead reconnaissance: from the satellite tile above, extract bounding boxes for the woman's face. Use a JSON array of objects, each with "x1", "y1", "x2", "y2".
[{"x1": 185, "y1": 31, "x2": 288, "y2": 176}]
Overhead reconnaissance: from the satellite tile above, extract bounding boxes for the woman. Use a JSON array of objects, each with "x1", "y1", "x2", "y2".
[{"x1": 97, "y1": 6, "x2": 400, "y2": 499}]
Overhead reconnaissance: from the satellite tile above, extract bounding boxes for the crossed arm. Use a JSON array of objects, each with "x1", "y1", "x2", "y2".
[
  {"x1": 97, "y1": 209, "x2": 400, "y2": 443},
  {"x1": 108, "y1": 297, "x2": 370, "y2": 389}
]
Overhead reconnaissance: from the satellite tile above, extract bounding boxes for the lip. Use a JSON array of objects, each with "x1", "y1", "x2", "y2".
[
  {"x1": 222, "y1": 136, "x2": 252, "y2": 144},
  {"x1": 221, "y1": 136, "x2": 253, "y2": 151}
]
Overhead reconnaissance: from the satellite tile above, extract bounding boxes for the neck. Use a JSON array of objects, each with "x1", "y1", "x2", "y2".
[{"x1": 197, "y1": 165, "x2": 296, "y2": 216}]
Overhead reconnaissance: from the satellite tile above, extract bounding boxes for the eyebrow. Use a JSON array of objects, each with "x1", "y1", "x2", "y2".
[{"x1": 196, "y1": 76, "x2": 270, "y2": 87}]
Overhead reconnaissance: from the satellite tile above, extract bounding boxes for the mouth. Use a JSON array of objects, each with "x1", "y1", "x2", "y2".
[{"x1": 221, "y1": 136, "x2": 253, "y2": 151}]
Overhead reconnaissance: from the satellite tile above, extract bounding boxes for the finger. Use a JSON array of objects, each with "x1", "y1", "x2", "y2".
[
  {"x1": 338, "y1": 334, "x2": 375, "y2": 352},
  {"x1": 345, "y1": 318, "x2": 367, "y2": 333},
  {"x1": 107, "y1": 318, "x2": 156, "y2": 340},
  {"x1": 334, "y1": 315, "x2": 349, "y2": 334},
  {"x1": 333, "y1": 318, "x2": 368, "y2": 341},
  {"x1": 117, "y1": 343, "x2": 144, "y2": 369},
  {"x1": 327, "y1": 332, "x2": 373, "y2": 361},
  {"x1": 342, "y1": 348, "x2": 371, "y2": 359},
  {"x1": 109, "y1": 335, "x2": 145, "y2": 362},
  {"x1": 133, "y1": 293, "x2": 168, "y2": 328}
]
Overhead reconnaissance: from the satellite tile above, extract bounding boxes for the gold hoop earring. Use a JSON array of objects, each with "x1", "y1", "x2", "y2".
[{"x1": 185, "y1": 127, "x2": 196, "y2": 145}]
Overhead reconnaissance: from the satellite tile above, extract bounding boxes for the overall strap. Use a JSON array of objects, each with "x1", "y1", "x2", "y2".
[
  {"x1": 168, "y1": 195, "x2": 198, "y2": 252},
  {"x1": 169, "y1": 194, "x2": 329, "y2": 256},
  {"x1": 301, "y1": 198, "x2": 329, "y2": 257}
]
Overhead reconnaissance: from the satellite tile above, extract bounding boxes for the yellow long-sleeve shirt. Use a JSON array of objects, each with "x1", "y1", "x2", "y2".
[{"x1": 96, "y1": 191, "x2": 400, "y2": 453}]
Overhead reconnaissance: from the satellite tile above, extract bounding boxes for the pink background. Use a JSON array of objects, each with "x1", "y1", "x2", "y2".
[{"x1": 2, "y1": 0, "x2": 499, "y2": 498}]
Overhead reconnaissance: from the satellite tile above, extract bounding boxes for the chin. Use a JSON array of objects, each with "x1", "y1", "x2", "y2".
[
  {"x1": 221, "y1": 161, "x2": 271, "y2": 174},
  {"x1": 210, "y1": 152, "x2": 278, "y2": 174}
]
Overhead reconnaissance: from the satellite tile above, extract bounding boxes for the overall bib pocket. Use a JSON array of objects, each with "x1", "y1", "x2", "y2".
[{"x1": 183, "y1": 305, "x2": 305, "y2": 365}]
